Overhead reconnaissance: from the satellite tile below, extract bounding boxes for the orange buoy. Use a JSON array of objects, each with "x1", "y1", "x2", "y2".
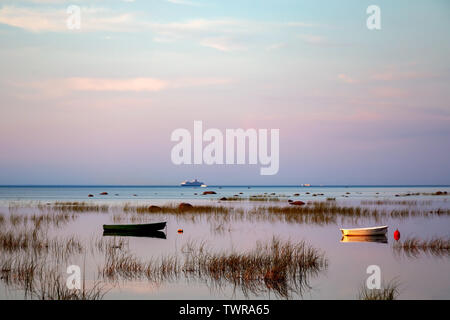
[
  {"x1": 177, "y1": 229, "x2": 183, "y2": 234},
  {"x1": 394, "y1": 229, "x2": 400, "y2": 241}
]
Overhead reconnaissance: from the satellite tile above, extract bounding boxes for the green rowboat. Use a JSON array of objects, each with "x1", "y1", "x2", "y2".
[
  {"x1": 103, "y1": 229, "x2": 166, "y2": 239},
  {"x1": 103, "y1": 221, "x2": 166, "y2": 233}
]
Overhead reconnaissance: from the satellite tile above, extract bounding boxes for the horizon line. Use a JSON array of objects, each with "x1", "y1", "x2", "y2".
[{"x1": 0, "y1": 184, "x2": 449, "y2": 188}]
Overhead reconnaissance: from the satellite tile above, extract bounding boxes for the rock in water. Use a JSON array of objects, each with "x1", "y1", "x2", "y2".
[
  {"x1": 178, "y1": 203, "x2": 193, "y2": 211},
  {"x1": 148, "y1": 205, "x2": 162, "y2": 212},
  {"x1": 289, "y1": 200, "x2": 306, "y2": 206}
]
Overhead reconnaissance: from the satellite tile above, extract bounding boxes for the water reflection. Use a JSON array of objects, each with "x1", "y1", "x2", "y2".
[
  {"x1": 1, "y1": 188, "x2": 449, "y2": 299},
  {"x1": 392, "y1": 237, "x2": 450, "y2": 259},
  {"x1": 340, "y1": 235, "x2": 388, "y2": 244},
  {"x1": 103, "y1": 230, "x2": 167, "y2": 239}
]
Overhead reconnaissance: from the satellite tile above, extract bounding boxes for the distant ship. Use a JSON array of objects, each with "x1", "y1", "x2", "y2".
[{"x1": 180, "y1": 179, "x2": 207, "y2": 187}]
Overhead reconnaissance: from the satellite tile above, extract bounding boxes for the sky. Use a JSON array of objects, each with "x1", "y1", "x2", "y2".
[{"x1": 0, "y1": 0, "x2": 449, "y2": 185}]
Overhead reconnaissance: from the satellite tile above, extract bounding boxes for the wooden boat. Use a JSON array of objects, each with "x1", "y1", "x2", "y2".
[
  {"x1": 103, "y1": 222, "x2": 166, "y2": 233},
  {"x1": 340, "y1": 235, "x2": 388, "y2": 243},
  {"x1": 340, "y1": 225, "x2": 388, "y2": 236},
  {"x1": 103, "y1": 229, "x2": 166, "y2": 239}
]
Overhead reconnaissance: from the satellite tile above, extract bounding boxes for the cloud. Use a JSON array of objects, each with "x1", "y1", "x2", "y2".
[
  {"x1": 371, "y1": 71, "x2": 434, "y2": 81},
  {"x1": 152, "y1": 36, "x2": 175, "y2": 43},
  {"x1": 200, "y1": 37, "x2": 245, "y2": 52},
  {"x1": 284, "y1": 21, "x2": 316, "y2": 28},
  {"x1": 0, "y1": 6, "x2": 139, "y2": 32},
  {"x1": 65, "y1": 77, "x2": 169, "y2": 92},
  {"x1": 0, "y1": 5, "x2": 316, "y2": 34},
  {"x1": 148, "y1": 20, "x2": 318, "y2": 51},
  {"x1": 266, "y1": 43, "x2": 286, "y2": 51},
  {"x1": 15, "y1": 0, "x2": 76, "y2": 3},
  {"x1": 338, "y1": 67, "x2": 436, "y2": 86},
  {"x1": 298, "y1": 34, "x2": 327, "y2": 45},
  {"x1": 149, "y1": 19, "x2": 245, "y2": 34},
  {"x1": 22, "y1": 77, "x2": 232, "y2": 96},
  {"x1": 0, "y1": 6, "x2": 252, "y2": 40},
  {"x1": 338, "y1": 74, "x2": 358, "y2": 84},
  {"x1": 298, "y1": 34, "x2": 351, "y2": 47},
  {"x1": 170, "y1": 77, "x2": 232, "y2": 88},
  {"x1": 370, "y1": 87, "x2": 408, "y2": 98},
  {"x1": 166, "y1": 0, "x2": 201, "y2": 6},
  {"x1": 0, "y1": 5, "x2": 319, "y2": 52},
  {"x1": 0, "y1": 6, "x2": 64, "y2": 32}
]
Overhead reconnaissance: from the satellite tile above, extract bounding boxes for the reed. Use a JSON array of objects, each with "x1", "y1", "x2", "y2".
[
  {"x1": 0, "y1": 215, "x2": 110, "y2": 300},
  {"x1": 361, "y1": 200, "x2": 424, "y2": 206},
  {"x1": 217, "y1": 194, "x2": 286, "y2": 202},
  {"x1": 393, "y1": 237, "x2": 450, "y2": 258},
  {"x1": 102, "y1": 250, "x2": 147, "y2": 281},
  {"x1": 106, "y1": 201, "x2": 450, "y2": 226},
  {"x1": 94, "y1": 236, "x2": 129, "y2": 255},
  {"x1": 395, "y1": 191, "x2": 449, "y2": 197},
  {"x1": 39, "y1": 202, "x2": 110, "y2": 213},
  {"x1": 1, "y1": 212, "x2": 78, "y2": 230},
  {"x1": 127, "y1": 203, "x2": 231, "y2": 215},
  {"x1": 0, "y1": 253, "x2": 39, "y2": 296},
  {"x1": 101, "y1": 237, "x2": 327, "y2": 298},
  {"x1": 7, "y1": 201, "x2": 109, "y2": 213},
  {"x1": 6, "y1": 201, "x2": 449, "y2": 226},
  {"x1": 248, "y1": 195, "x2": 282, "y2": 202},
  {"x1": 0, "y1": 227, "x2": 83, "y2": 262},
  {"x1": 35, "y1": 271, "x2": 106, "y2": 300},
  {"x1": 358, "y1": 279, "x2": 400, "y2": 300},
  {"x1": 183, "y1": 238, "x2": 327, "y2": 298},
  {"x1": 1, "y1": 253, "x2": 105, "y2": 300},
  {"x1": 263, "y1": 202, "x2": 450, "y2": 222},
  {"x1": 9, "y1": 213, "x2": 27, "y2": 227}
]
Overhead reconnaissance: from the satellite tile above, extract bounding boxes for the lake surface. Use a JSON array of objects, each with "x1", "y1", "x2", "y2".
[{"x1": 0, "y1": 186, "x2": 449, "y2": 300}]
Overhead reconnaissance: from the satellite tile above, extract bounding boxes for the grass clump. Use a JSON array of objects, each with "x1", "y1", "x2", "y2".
[
  {"x1": 393, "y1": 237, "x2": 450, "y2": 258},
  {"x1": 41, "y1": 202, "x2": 110, "y2": 213},
  {"x1": 358, "y1": 279, "x2": 400, "y2": 300},
  {"x1": 101, "y1": 237, "x2": 327, "y2": 299}
]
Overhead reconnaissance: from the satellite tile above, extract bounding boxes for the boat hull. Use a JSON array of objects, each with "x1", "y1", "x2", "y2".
[
  {"x1": 340, "y1": 225, "x2": 388, "y2": 236},
  {"x1": 103, "y1": 222, "x2": 166, "y2": 233},
  {"x1": 103, "y1": 229, "x2": 166, "y2": 239},
  {"x1": 340, "y1": 235, "x2": 388, "y2": 243}
]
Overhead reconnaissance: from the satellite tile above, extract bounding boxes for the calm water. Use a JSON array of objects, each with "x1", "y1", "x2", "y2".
[
  {"x1": 0, "y1": 185, "x2": 449, "y2": 202},
  {"x1": 0, "y1": 186, "x2": 449, "y2": 300}
]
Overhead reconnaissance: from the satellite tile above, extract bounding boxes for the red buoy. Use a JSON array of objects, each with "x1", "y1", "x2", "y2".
[{"x1": 394, "y1": 229, "x2": 400, "y2": 241}]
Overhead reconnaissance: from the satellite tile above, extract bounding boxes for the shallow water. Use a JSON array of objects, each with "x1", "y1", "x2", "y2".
[{"x1": 0, "y1": 186, "x2": 449, "y2": 299}]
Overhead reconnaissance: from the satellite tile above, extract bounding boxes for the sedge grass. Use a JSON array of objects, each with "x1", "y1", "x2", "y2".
[
  {"x1": 101, "y1": 237, "x2": 327, "y2": 299},
  {"x1": 393, "y1": 237, "x2": 450, "y2": 258},
  {"x1": 358, "y1": 279, "x2": 400, "y2": 300}
]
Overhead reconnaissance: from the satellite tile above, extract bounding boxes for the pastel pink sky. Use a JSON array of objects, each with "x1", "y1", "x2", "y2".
[{"x1": 0, "y1": 0, "x2": 449, "y2": 185}]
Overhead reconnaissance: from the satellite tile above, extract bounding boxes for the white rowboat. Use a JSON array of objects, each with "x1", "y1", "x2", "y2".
[{"x1": 340, "y1": 225, "x2": 388, "y2": 236}]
